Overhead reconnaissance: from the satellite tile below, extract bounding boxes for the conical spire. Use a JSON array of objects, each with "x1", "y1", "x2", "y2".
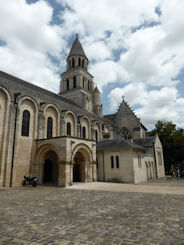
[
  {"x1": 67, "y1": 34, "x2": 87, "y2": 59},
  {"x1": 94, "y1": 86, "x2": 100, "y2": 93}
]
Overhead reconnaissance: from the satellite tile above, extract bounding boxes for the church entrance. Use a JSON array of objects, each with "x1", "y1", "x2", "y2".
[
  {"x1": 43, "y1": 159, "x2": 53, "y2": 183},
  {"x1": 73, "y1": 151, "x2": 85, "y2": 182},
  {"x1": 43, "y1": 151, "x2": 58, "y2": 185}
]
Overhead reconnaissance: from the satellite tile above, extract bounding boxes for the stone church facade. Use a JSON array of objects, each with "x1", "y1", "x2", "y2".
[{"x1": 0, "y1": 35, "x2": 165, "y2": 187}]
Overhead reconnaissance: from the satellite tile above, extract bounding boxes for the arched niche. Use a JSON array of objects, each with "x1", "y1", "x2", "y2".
[
  {"x1": 80, "y1": 116, "x2": 91, "y2": 139},
  {"x1": 93, "y1": 121, "x2": 102, "y2": 141},
  {"x1": 64, "y1": 111, "x2": 77, "y2": 137},
  {"x1": 43, "y1": 104, "x2": 60, "y2": 138},
  {"x1": 18, "y1": 96, "x2": 38, "y2": 139}
]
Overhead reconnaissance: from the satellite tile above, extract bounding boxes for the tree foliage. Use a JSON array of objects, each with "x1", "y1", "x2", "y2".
[{"x1": 149, "y1": 120, "x2": 184, "y2": 173}]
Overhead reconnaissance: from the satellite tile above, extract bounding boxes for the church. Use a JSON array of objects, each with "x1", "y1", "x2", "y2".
[{"x1": 0, "y1": 35, "x2": 165, "y2": 187}]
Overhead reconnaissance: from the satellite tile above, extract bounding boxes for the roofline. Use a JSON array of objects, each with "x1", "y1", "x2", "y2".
[{"x1": 0, "y1": 71, "x2": 80, "y2": 107}]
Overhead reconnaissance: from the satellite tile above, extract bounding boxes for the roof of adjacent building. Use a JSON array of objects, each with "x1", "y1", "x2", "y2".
[
  {"x1": 96, "y1": 138, "x2": 144, "y2": 151},
  {"x1": 104, "y1": 113, "x2": 116, "y2": 120},
  {"x1": 68, "y1": 34, "x2": 87, "y2": 59},
  {"x1": 134, "y1": 136, "x2": 155, "y2": 147}
]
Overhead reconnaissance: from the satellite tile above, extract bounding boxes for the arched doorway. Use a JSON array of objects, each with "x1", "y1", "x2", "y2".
[
  {"x1": 72, "y1": 145, "x2": 94, "y2": 183},
  {"x1": 43, "y1": 150, "x2": 58, "y2": 185},
  {"x1": 73, "y1": 152, "x2": 85, "y2": 182}
]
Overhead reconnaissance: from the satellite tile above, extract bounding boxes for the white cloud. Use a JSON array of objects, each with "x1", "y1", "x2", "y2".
[
  {"x1": 0, "y1": 0, "x2": 184, "y2": 128},
  {"x1": 89, "y1": 60, "x2": 120, "y2": 90},
  {"x1": 108, "y1": 84, "x2": 183, "y2": 128},
  {"x1": 0, "y1": 0, "x2": 65, "y2": 92}
]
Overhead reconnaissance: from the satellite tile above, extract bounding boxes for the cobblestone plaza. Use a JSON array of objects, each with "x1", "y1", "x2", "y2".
[{"x1": 0, "y1": 180, "x2": 184, "y2": 245}]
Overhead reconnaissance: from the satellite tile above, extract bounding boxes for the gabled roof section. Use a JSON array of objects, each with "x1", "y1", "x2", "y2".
[
  {"x1": 67, "y1": 34, "x2": 87, "y2": 59},
  {"x1": 134, "y1": 136, "x2": 156, "y2": 147},
  {"x1": 97, "y1": 138, "x2": 144, "y2": 151},
  {"x1": 141, "y1": 123, "x2": 147, "y2": 131},
  {"x1": 115, "y1": 98, "x2": 139, "y2": 122}
]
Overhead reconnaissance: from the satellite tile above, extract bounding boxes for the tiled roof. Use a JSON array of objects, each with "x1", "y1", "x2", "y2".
[
  {"x1": 68, "y1": 36, "x2": 87, "y2": 59},
  {"x1": 104, "y1": 114, "x2": 116, "y2": 120},
  {"x1": 134, "y1": 136, "x2": 155, "y2": 147},
  {"x1": 97, "y1": 138, "x2": 144, "y2": 151}
]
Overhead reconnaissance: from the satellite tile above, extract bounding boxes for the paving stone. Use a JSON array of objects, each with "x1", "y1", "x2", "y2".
[{"x1": 0, "y1": 180, "x2": 184, "y2": 244}]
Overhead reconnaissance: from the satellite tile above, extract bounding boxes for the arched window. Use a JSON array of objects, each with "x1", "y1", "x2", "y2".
[
  {"x1": 78, "y1": 57, "x2": 81, "y2": 66},
  {"x1": 72, "y1": 58, "x2": 75, "y2": 68},
  {"x1": 111, "y1": 156, "x2": 114, "y2": 168},
  {"x1": 116, "y1": 156, "x2": 119, "y2": 168},
  {"x1": 21, "y1": 110, "x2": 30, "y2": 136},
  {"x1": 73, "y1": 76, "x2": 76, "y2": 88},
  {"x1": 66, "y1": 79, "x2": 69, "y2": 90},
  {"x1": 82, "y1": 126, "x2": 86, "y2": 139},
  {"x1": 95, "y1": 130, "x2": 98, "y2": 142},
  {"x1": 69, "y1": 60, "x2": 71, "y2": 69},
  {"x1": 121, "y1": 127, "x2": 129, "y2": 139},
  {"x1": 83, "y1": 77, "x2": 85, "y2": 88},
  {"x1": 88, "y1": 80, "x2": 90, "y2": 90},
  {"x1": 67, "y1": 122, "x2": 71, "y2": 136},
  {"x1": 82, "y1": 59, "x2": 84, "y2": 68},
  {"x1": 47, "y1": 117, "x2": 53, "y2": 138}
]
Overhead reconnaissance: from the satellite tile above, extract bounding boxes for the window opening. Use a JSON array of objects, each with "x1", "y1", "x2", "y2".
[
  {"x1": 116, "y1": 156, "x2": 119, "y2": 168},
  {"x1": 21, "y1": 110, "x2": 30, "y2": 137},
  {"x1": 73, "y1": 76, "x2": 76, "y2": 88},
  {"x1": 95, "y1": 130, "x2": 98, "y2": 142},
  {"x1": 121, "y1": 127, "x2": 129, "y2": 139},
  {"x1": 47, "y1": 117, "x2": 53, "y2": 138},
  {"x1": 111, "y1": 156, "x2": 114, "y2": 168},
  {"x1": 66, "y1": 79, "x2": 69, "y2": 90},
  {"x1": 72, "y1": 58, "x2": 75, "y2": 68},
  {"x1": 82, "y1": 126, "x2": 86, "y2": 139},
  {"x1": 67, "y1": 122, "x2": 71, "y2": 136},
  {"x1": 83, "y1": 77, "x2": 85, "y2": 88}
]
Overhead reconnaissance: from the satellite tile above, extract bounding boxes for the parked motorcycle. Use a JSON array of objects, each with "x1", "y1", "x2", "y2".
[{"x1": 22, "y1": 176, "x2": 38, "y2": 187}]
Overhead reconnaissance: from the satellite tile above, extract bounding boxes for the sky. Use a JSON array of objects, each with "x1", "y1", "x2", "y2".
[{"x1": 0, "y1": 0, "x2": 184, "y2": 129}]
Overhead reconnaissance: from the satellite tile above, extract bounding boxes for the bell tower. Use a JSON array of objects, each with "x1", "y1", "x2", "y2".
[{"x1": 60, "y1": 34, "x2": 102, "y2": 116}]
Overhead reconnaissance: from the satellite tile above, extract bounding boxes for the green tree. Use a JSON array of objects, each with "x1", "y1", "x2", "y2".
[{"x1": 149, "y1": 120, "x2": 184, "y2": 174}]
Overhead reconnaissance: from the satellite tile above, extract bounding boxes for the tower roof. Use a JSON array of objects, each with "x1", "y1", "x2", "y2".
[
  {"x1": 67, "y1": 34, "x2": 87, "y2": 59},
  {"x1": 94, "y1": 86, "x2": 100, "y2": 93}
]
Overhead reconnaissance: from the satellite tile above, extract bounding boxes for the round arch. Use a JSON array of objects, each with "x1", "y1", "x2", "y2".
[
  {"x1": 81, "y1": 116, "x2": 91, "y2": 139},
  {"x1": 71, "y1": 143, "x2": 93, "y2": 162},
  {"x1": 0, "y1": 87, "x2": 12, "y2": 180},
  {"x1": 43, "y1": 104, "x2": 60, "y2": 137},
  {"x1": 71, "y1": 143, "x2": 93, "y2": 183},
  {"x1": 103, "y1": 124, "x2": 112, "y2": 139},
  {"x1": 64, "y1": 111, "x2": 77, "y2": 137},
  {"x1": 0, "y1": 86, "x2": 11, "y2": 103},
  {"x1": 93, "y1": 120, "x2": 102, "y2": 141},
  {"x1": 18, "y1": 96, "x2": 38, "y2": 138},
  {"x1": 33, "y1": 143, "x2": 60, "y2": 185}
]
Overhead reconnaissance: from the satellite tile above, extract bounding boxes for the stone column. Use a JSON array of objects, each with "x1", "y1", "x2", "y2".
[
  {"x1": 37, "y1": 110, "x2": 45, "y2": 139},
  {"x1": 87, "y1": 163, "x2": 93, "y2": 182},
  {"x1": 70, "y1": 162, "x2": 74, "y2": 185},
  {"x1": 77, "y1": 123, "x2": 81, "y2": 138},
  {"x1": 92, "y1": 162, "x2": 97, "y2": 181},
  {"x1": 60, "y1": 117, "x2": 65, "y2": 136},
  {"x1": 84, "y1": 162, "x2": 88, "y2": 182},
  {"x1": 58, "y1": 161, "x2": 71, "y2": 187}
]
